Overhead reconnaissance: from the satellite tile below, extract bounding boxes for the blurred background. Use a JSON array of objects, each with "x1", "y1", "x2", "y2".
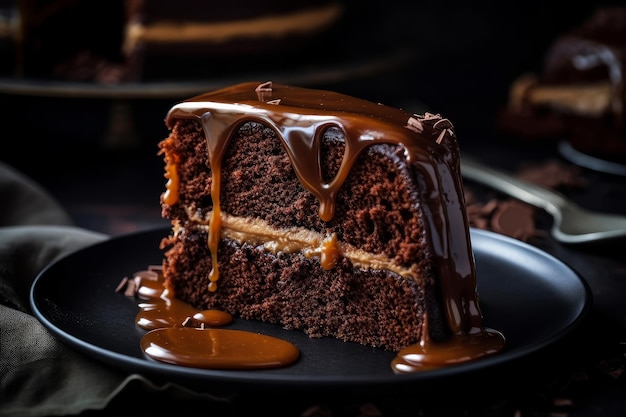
[{"x1": 0, "y1": 0, "x2": 618, "y2": 235}]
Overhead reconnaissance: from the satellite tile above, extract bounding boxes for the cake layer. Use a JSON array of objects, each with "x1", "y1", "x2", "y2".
[{"x1": 161, "y1": 230, "x2": 441, "y2": 351}]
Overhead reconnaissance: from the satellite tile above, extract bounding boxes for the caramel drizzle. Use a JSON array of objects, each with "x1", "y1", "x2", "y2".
[{"x1": 165, "y1": 81, "x2": 497, "y2": 344}]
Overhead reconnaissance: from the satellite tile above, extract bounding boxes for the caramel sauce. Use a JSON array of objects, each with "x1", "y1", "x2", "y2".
[
  {"x1": 391, "y1": 315, "x2": 504, "y2": 373},
  {"x1": 162, "y1": 81, "x2": 506, "y2": 372},
  {"x1": 162, "y1": 160, "x2": 179, "y2": 206},
  {"x1": 207, "y1": 149, "x2": 222, "y2": 293},
  {"x1": 320, "y1": 234, "x2": 339, "y2": 270},
  {"x1": 392, "y1": 330, "x2": 506, "y2": 373},
  {"x1": 131, "y1": 267, "x2": 300, "y2": 369},
  {"x1": 141, "y1": 328, "x2": 300, "y2": 369}
]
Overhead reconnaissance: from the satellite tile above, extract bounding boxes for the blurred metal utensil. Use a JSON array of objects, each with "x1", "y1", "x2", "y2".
[{"x1": 461, "y1": 156, "x2": 626, "y2": 245}]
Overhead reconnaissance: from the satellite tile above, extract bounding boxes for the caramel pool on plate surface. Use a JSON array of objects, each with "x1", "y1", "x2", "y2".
[
  {"x1": 128, "y1": 266, "x2": 301, "y2": 370},
  {"x1": 141, "y1": 327, "x2": 300, "y2": 369}
]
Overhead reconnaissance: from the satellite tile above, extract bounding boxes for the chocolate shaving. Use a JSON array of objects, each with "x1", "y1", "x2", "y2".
[
  {"x1": 255, "y1": 81, "x2": 273, "y2": 102},
  {"x1": 135, "y1": 269, "x2": 158, "y2": 281},
  {"x1": 436, "y1": 129, "x2": 447, "y2": 144},
  {"x1": 407, "y1": 113, "x2": 454, "y2": 144},
  {"x1": 115, "y1": 266, "x2": 164, "y2": 300},
  {"x1": 115, "y1": 277, "x2": 129, "y2": 293},
  {"x1": 255, "y1": 81, "x2": 272, "y2": 92},
  {"x1": 114, "y1": 273, "x2": 145, "y2": 297},
  {"x1": 433, "y1": 118, "x2": 453, "y2": 131},
  {"x1": 406, "y1": 116, "x2": 424, "y2": 133},
  {"x1": 114, "y1": 275, "x2": 141, "y2": 297},
  {"x1": 125, "y1": 277, "x2": 140, "y2": 297},
  {"x1": 181, "y1": 316, "x2": 206, "y2": 329}
]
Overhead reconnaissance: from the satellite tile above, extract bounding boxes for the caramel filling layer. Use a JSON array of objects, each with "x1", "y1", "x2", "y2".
[{"x1": 178, "y1": 208, "x2": 422, "y2": 282}]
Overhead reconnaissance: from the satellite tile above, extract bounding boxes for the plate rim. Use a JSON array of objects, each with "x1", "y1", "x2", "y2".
[
  {"x1": 29, "y1": 226, "x2": 592, "y2": 388},
  {"x1": 558, "y1": 140, "x2": 626, "y2": 177}
]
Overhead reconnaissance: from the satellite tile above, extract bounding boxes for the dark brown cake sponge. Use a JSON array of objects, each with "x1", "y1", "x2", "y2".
[{"x1": 161, "y1": 119, "x2": 433, "y2": 272}]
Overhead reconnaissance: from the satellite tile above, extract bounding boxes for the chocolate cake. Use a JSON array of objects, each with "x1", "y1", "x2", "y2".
[
  {"x1": 498, "y1": 6, "x2": 626, "y2": 161},
  {"x1": 158, "y1": 81, "x2": 504, "y2": 370}
]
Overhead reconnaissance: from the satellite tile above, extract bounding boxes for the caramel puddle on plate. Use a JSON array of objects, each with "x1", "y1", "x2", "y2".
[
  {"x1": 141, "y1": 327, "x2": 300, "y2": 369},
  {"x1": 130, "y1": 267, "x2": 300, "y2": 369},
  {"x1": 391, "y1": 329, "x2": 506, "y2": 373}
]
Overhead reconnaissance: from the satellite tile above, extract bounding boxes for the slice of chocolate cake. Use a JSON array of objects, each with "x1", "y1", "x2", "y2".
[{"x1": 158, "y1": 81, "x2": 504, "y2": 371}]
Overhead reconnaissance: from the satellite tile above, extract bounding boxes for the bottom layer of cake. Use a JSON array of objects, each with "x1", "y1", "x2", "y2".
[{"x1": 160, "y1": 230, "x2": 449, "y2": 352}]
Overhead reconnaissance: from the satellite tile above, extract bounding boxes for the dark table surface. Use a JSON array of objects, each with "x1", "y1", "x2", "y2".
[{"x1": 3, "y1": 2, "x2": 626, "y2": 415}]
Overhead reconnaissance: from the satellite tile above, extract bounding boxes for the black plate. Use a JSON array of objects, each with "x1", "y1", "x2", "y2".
[{"x1": 30, "y1": 227, "x2": 591, "y2": 389}]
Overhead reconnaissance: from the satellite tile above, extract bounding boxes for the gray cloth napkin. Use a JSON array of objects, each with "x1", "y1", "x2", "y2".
[{"x1": 0, "y1": 161, "x2": 228, "y2": 417}]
